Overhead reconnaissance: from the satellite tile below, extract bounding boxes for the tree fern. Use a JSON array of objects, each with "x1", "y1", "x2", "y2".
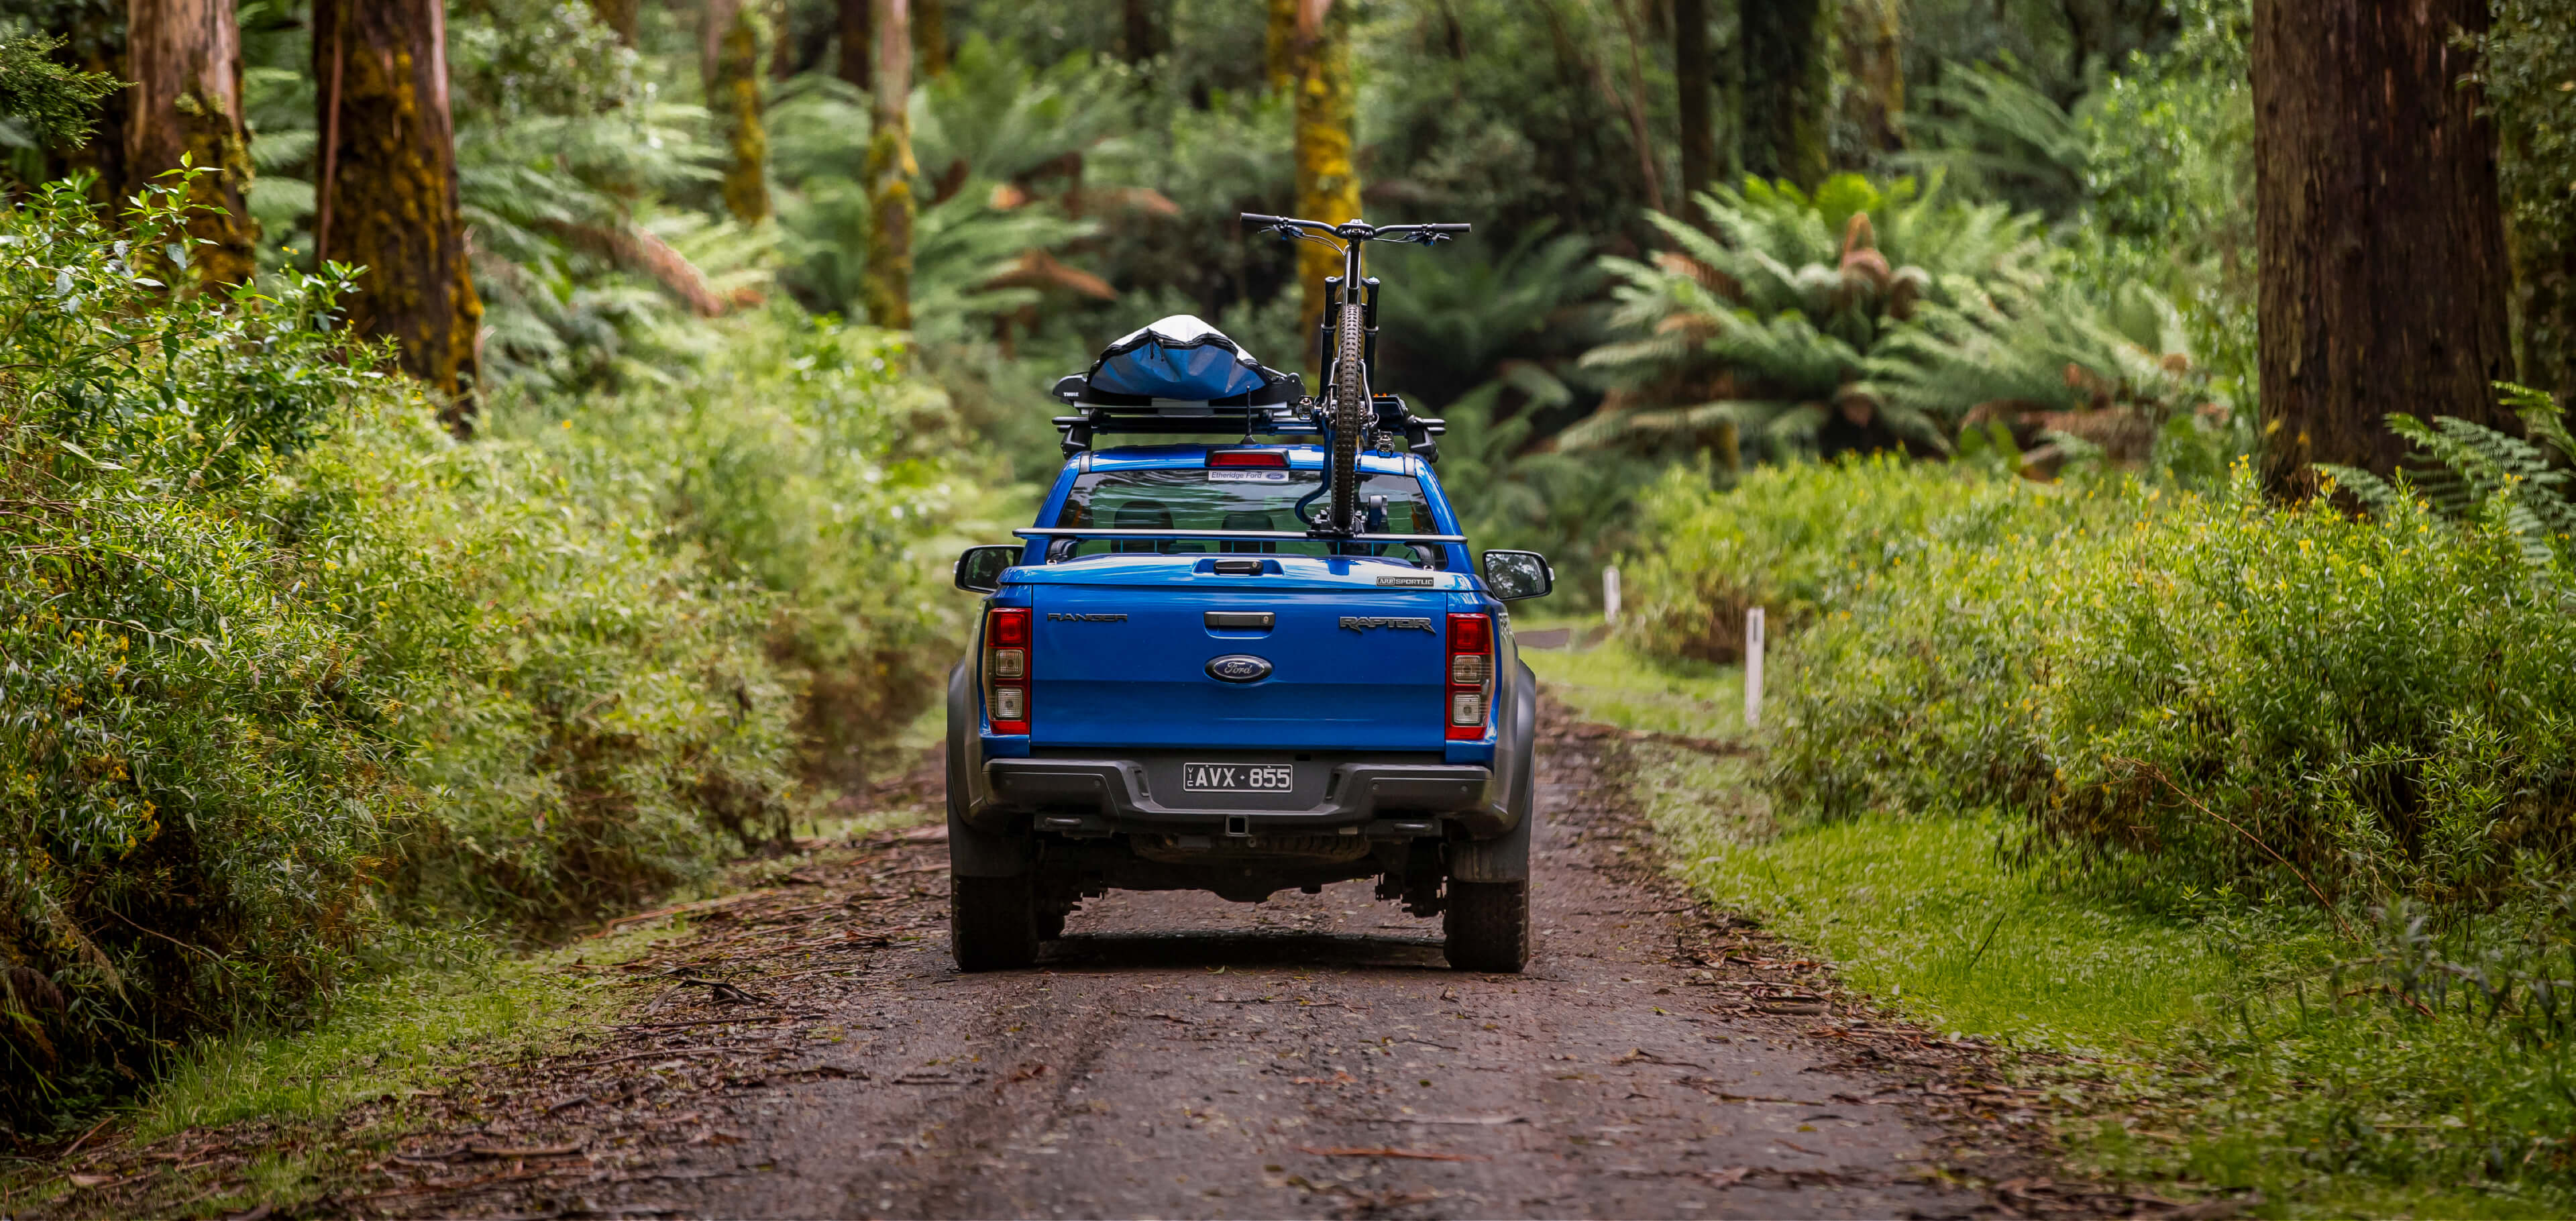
[
  {"x1": 2319, "y1": 383, "x2": 2576, "y2": 568},
  {"x1": 1572, "y1": 170, "x2": 2198, "y2": 462}
]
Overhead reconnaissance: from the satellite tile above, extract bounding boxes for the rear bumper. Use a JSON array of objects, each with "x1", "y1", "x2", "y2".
[{"x1": 971, "y1": 757, "x2": 1513, "y2": 839}]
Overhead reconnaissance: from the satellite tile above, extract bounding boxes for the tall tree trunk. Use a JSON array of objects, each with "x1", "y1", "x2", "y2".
[
  {"x1": 589, "y1": 0, "x2": 637, "y2": 46},
  {"x1": 1839, "y1": 0, "x2": 1904, "y2": 156},
  {"x1": 1287, "y1": 0, "x2": 1359, "y2": 370},
  {"x1": 1675, "y1": 0, "x2": 1715, "y2": 211},
  {"x1": 1265, "y1": 0, "x2": 1297, "y2": 93},
  {"x1": 1739, "y1": 0, "x2": 1828, "y2": 189},
  {"x1": 1122, "y1": 0, "x2": 1157, "y2": 63},
  {"x1": 2253, "y1": 0, "x2": 2515, "y2": 494},
  {"x1": 125, "y1": 0, "x2": 259, "y2": 287},
  {"x1": 912, "y1": 0, "x2": 945, "y2": 78},
  {"x1": 837, "y1": 0, "x2": 871, "y2": 91},
  {"x1": 312, "y1": 0, "x2": 482, "y2": 427},
  {"x1": 863, "y1": 0, "x2": 914, "y2": 329},
  {"x1": 703, "y1": 0, "x2": 770, "y2": 223}
]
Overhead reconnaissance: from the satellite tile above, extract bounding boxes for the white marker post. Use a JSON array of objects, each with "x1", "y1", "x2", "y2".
[
  {"x1": 1602, "y1": 566, "x2": 1621, "y2": 626},
  {"x1": 1743, "y1": 607, "x2": 1766, "y2": 730}
]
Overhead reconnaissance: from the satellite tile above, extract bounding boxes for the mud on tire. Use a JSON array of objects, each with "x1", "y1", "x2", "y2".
[
  {"x1": 1443, "y1": 880, "x2": 1530, "y2": 973},
  {"x1": 951, "y1": 874, "x2": 1039, "y2": 971}
]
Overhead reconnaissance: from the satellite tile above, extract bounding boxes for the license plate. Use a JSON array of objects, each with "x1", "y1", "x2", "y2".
[{"x1": 1183, "y1": 763, "x2": 1295, "y2": 792}]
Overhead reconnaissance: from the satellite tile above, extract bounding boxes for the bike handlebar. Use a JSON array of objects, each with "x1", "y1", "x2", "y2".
[{"x1": 1239, "y1": 213, "x2": 1470, "y2": 242}]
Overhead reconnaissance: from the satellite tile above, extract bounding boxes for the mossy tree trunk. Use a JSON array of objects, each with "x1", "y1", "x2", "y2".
[
  {"x1": 2253, "y1": 0, "x2": 2516, "y2": 493},
  {"x1": 703, "y1": 0, "x2": 770, "y2": 223},
  {"x1": 912, "y1": 0, "x2": 944, "y2": 78},
  {"x1": 1674, "y1": 0, "x2": 1716, "y2": 209},
  {"x1": 837, "y1": 0, "x2": 871, "y2": 90},
  {"x1": 1264, "y1": 0, "x2": 1297, "y2": 93},
  {"x1": 312, "y1": 0, "x2": 483, "y2": 428},
  {"x1": 1839, "y1": 0, "x2": 1904, "y2": 156},
  {"x1": 125, "y1": 0, "x2": 259, "y2": 287},
  {"x1": 1286, "y1": 0, "x2": 1358, "y2": 370},
  {"x1": 863, "y1": 0, "x2": 914, "y2": 329},
  {"x1": 589, "y1": 0, "x2": 638, "y2": 46},
  {"x1": 1739, "y1": 0, "x2": 1828, "y2": 189}
]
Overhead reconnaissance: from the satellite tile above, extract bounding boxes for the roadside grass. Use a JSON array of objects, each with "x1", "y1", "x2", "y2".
[
  {"x1": 1526, "y1": 629, "x2": 2557, "y2": 1219},
  {"x1": 6, "y1": 800, "x2": 938, "y2": 1216},
  {"x1": 1517, "y1": 623, "x2": 1743, "y2": 739},
  {"x1": 0, "y1": 923, "x2": 679, "y2": 1217},
  {"x1": 130, "y1": 800, "x2": 941, "y2": 1146},
  {"x1": 129, "y1": 922, "x2": 678, "y2": 1145}
]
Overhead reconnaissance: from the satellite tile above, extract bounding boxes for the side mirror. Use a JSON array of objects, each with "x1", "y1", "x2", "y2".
[
  {"x1": 1480, "y1": 549, "x2": 1554, "y2": 601},
  {"x1": 955, "y1": 545, "x2": 1021, "y2": 594}
]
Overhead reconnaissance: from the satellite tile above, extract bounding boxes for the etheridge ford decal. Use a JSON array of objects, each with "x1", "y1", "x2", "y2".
[{"x1": 1338, "y1": 616, "x2": 1436, "y2": 632}]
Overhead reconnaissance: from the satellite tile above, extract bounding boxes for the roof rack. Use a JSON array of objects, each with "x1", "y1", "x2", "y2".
[{"x1": 1049, "y1": 372, "x2": 1445, "y2": 462}]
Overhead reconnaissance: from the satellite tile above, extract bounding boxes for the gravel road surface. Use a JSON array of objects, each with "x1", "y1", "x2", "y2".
[
  {"x1": 526, "y1": 716, "x2": 1986, "y2": 1219},
  {"x1": 33, "y1": 711, "x2": 2061, "y2": 1220}
]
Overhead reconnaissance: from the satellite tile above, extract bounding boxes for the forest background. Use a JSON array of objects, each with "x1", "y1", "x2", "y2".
[{"x1": 3, "y1": 0, "x2": 2576, "y2": 1211}]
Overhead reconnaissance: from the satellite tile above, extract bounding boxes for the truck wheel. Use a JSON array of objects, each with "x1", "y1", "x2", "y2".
[
  {"x1": 1443, "y1": 880, "x2": 1529, "y2": 973},
  {"x1": 951, "y1": 874, "x2": 1039, "y2": 971},
  {"x1": 1036, "y1": 906, "x2": 1068, "y2": 941}
]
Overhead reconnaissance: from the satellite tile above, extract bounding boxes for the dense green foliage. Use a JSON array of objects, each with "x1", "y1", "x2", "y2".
[
  {"x1": 1616, "y1": 429, "x2": 2576, "y2": 1197},
  {"x1": 1573, "y1": 172, "x2": 2202, "y2": 461},
  {"x1": 0, "y1": 181, "x2": 957, "y2": 1128},
  {"x1": 1, "y1": 179, "x2": 391, "y2": 1122},
  {"x1": 2484, "y1": 0, "x2": 2576, "y2": 403},
  {"x1": 1627, "y1": 449, "x2": 2576, "y2": 908},
  {"x1": 0, "y1": 31, "x2": 116, "y2": 150}
]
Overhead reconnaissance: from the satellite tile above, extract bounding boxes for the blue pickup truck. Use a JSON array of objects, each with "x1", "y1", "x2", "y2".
[{"x1": 944, "y1": 214, "x2": 1554, "y2": 973}]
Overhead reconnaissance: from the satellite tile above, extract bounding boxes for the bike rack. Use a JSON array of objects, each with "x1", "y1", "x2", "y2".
[{"x1": 1049, "y1": 374, "x2": 1445, "y2": 463}]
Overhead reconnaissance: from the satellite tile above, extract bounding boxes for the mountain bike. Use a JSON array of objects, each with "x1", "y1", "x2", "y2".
[{"x1": 1238, "y1": 213, "x2": 1470, "y2": 537}]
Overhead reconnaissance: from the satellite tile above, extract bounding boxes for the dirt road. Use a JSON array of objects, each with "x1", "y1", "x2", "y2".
[{"x1": 36, "y1": 713, "x2": 2075, "y2": 1220}]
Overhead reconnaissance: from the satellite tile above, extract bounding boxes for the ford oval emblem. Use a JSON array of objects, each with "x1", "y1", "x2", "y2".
[{"x1": 1205, "y1": 655, "x2": 1273, "y2": 683}]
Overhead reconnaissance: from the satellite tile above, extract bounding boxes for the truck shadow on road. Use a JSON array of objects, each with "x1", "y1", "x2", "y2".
[{"x1": 1036, "y1": 926, "x2": 1452, "y2": 972}]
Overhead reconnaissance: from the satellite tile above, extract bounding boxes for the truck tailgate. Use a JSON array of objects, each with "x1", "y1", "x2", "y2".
[{"x1": 1023, "y1": 556, "x2": 1466, "y2": 751}]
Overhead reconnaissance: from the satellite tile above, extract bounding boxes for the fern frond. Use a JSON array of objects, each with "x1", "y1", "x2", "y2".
[
  {"x1": 2500, "y1": 380, "x2": 2576, "y2": 467},
  {"x1": 1556, "y1": 399, "x2": 1800, "y2": 452},
  {"x1": 2316, "y1": 464, "x2": 2410, "y2": 518}
]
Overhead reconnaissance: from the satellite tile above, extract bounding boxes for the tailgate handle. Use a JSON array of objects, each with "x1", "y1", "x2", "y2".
[{"x1": 1205, "y1": 611, "x2": 1275, "y2": 631}]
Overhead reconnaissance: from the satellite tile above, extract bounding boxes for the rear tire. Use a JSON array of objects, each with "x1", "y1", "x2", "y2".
[
  {"x1": 1444, "y1": 880, "x2": 1530, "y2": 973},
  {"x1": 951, "y1": 874, "x2": 1039, "y2": 971}
]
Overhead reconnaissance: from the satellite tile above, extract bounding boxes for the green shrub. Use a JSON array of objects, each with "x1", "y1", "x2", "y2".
[
  {"x1": 1637, "y1": 457, "x2": 2576, "y2": 908},
  {"x1": 1625, "y1": 453, "x2": 2576, "y2": 1191},
  {"x1": 1613, "y1": 456, "x2": 2068, "y2": 661},
  {"x1": 0, "y1": 177, "x2": 397, "y2": 1120},
  {"x1": 494, "y1": 309, "x2": 973, "y2": 788},
  {"x1": 0, "y1": 178, "x2": 963, "y2": 1131}
]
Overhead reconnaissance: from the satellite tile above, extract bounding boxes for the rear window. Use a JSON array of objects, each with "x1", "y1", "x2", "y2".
[{"x1": 1052, "y1": 468, "x2": 1444, "y2": 564}]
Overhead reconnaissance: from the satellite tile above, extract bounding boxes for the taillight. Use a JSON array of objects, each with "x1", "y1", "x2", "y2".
[
  {"x1": 1446, "y1": 613, "x2": 1492, "y2": 741},
  {"x1": 985, "y1": 608, "x2": 1031, "y2": 735},
  {"x1": 1205, "y1": 449, "x2": 1289, "y2": 468}
]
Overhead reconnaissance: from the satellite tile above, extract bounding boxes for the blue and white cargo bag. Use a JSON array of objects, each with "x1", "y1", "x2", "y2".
[{"x1": 1060, "y1": 315, "x2": 1299, "y2": 408}]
